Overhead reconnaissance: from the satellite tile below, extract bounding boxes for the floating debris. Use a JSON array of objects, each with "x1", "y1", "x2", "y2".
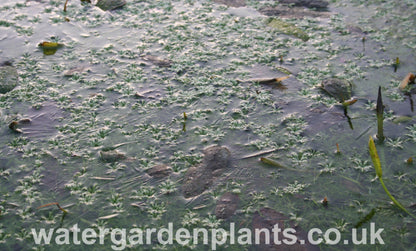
[
  {"x1": 96, "y1": 0, "x2": 126, "y2": 11},
  {"x1": 182, "y1": 165, "x2": 213, "y2": 198},
  {"x1": 202, "y1": 145, "x2": 231, "y2": 171},
  {"x1": 9, "y1": 119, "x2": 31, "y2": 133},
  {"x1": 146, "y1": 164, "x2": 172, "y2": 178},
  {"x1": 248, "y1": 76, "x2": 290, "y2": 85},
  {"x1": 321, "y1": 78, "x2": 353, "y2": 102},
  {"x1": 131, "y1": 202, "x2": 146, "y2": 210},
  {"x1": 64, "y1": 66, "x2": 90, "y2": 77},
  {"x1": 238, "y1": 76, "x2": 290, "y2": 90},
  {"x1": 98, "y1": 213, "x2": 119, "y2": 220},
  {"x1": 141, "y1": 55, "x2": 172, "y2": 68},
  {"x1": 90, "y1": 176, "x2": 116, "y2": 180},
  {"x1": 0, "y1": 64, "x2": 18, "y2": 94},
  {"x1": 398, "y1": 73, "x2": 415, "y2": 90},
  {"x1": 347, "y1": 24, "x2": 366, "y2": 35},
  {"x1": 99, "y1": 149, "x2": 126, "y2": 162},
  {"x1": 8, "y1": 121, "x2": 21, "y2": 133},
  {"x1": 335, "y1": 143, "x2": 340, "y2": 154},
  {"x1": 192, "y1": 204, "x2": 208, "y2": 210},
  {"x1": 267, "y1": 18, "x2": 309, "y2": 41},
  {"x1": 213, "y1": 0, "x2": 246, "y2": 7},
  {"x1": 38, "y1": 42, "x2": 64, "y2": 55},
  {"x1": 259, "y1": 5, "x2": 331, "y2": 18},
  {"x1": 215, "y1": 192, "x2": 239, "y2": 219},
  {"x1": 241, "y1": 149, "x2": 279, "y2": 159},
  {"x1": 278, "y1": 0, "x2": 329, "y2": 9},
  {"x1": 406, "y1": 157, "x2": 413, "y2": 165},
  {"x1": 37, "y1": 202, "x2": 68, "y2": 214},
  {"x1": 321, "y1": 196, "x2": 328, "y2": 207},
  {"x1": 182, "y1": 146, "x2": 231, "y2": 198}
]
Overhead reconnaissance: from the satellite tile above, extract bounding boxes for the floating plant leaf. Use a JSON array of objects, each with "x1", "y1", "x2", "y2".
[
  {"x1": 267, "y1": 18, "x2": 309, "y2": 41},
  {"x1": 399, "y1": 73, "x2": 415, "y2": 91},
  {"x1": 38, "y1": 42, "x2": 63, "y2": 48},
  {"x1": 242, "y1": 76, "x2": 291, "y2": 87},
  {"x1": 260, "y1": 157, "x2": 287, "y2": 169},
  {"x1": 260, "y1": 157, "x2": 299, "y2": 171},
  {"x1": 38, "y1": 42, "x2": 64, "y2": 55},
  {"x1": 238, "y1": 76, "x2": 290, "y2": 91},
  {"x1": 392, "y1": 116, "x2": 413, "y2": 124},
  {"x1": 342, "y1": 98, "x2": 357, "y2": 107},
  {"x1": 276, "y1": 66, "x2": 292, "y2": 75}
]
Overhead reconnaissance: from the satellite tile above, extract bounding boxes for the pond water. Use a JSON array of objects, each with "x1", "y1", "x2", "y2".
[{"x1": 1, "y1": 0, "x2": 416, "y2": 250}]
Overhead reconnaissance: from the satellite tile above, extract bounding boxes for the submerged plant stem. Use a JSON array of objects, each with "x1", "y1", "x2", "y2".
[
  {"x1": 64, "y1": 0, "x2": 69, "y2": 12},
  {"x1": 378, "y1": 177, "x2": 416, "y2": 219}
]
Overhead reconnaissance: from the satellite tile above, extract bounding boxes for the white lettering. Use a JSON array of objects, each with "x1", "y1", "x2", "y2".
[
  {"x1": 31, "y1": 228, "x2": 54, "y2": 245},
  {"x1": 110, "y1": 228, "x2": 126, "y2": 251}
]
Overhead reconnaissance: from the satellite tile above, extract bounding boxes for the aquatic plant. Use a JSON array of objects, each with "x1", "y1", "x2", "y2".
[
  {"x1": 147, "y1": 201, "x2": 166, "y2": 219},
  {"x1": 368, "y1": 136, "x2": 416, "y2": 219},
  {"x1": 406, "y1": 125, "x2": 416, "y2": 142},
  {"x1": 385, "y1": 137, "x2": 405, "y2": 150},
  {"x1": 319, "y1": 161, "x2": 337, "y2": 174},
  {"x1": 376, "y1": 86, "x2": 385, "y2": 142},
  {"x1": 351, "y1": 158, "x2": 372, "y2": 172},
  {"x1": 131, "y1": 186, "x2": 156, "y2": 200},
  {"x1": 159, "y1": 180, "x2": 177, "y2": 195},
  {"x1": 202, "y1": 214, "x2": 222, "y2": 228}
]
